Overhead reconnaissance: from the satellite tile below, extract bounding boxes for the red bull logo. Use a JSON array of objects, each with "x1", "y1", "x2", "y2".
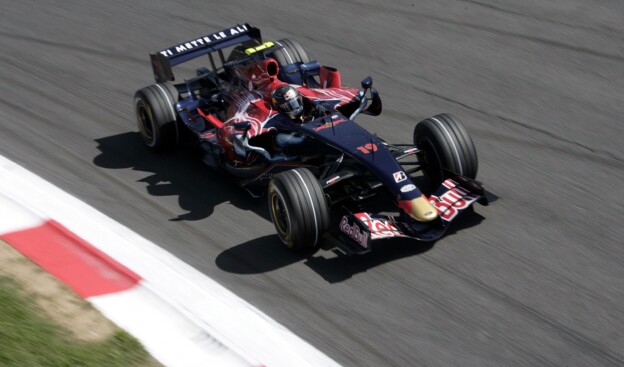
[{"x1": 339, "y1": 216, "x2": 369, "y2": 248}]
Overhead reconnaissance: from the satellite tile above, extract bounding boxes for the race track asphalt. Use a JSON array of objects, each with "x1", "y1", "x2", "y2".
[{"x1": 1, "y1": 1, "x2": 624, "y2": 366}]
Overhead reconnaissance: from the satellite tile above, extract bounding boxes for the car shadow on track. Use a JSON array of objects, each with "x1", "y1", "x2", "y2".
[
  {"x1": 215, "y1": 234, "x2": 309, "y2": 274},
  {"x1": 216, "y1": 210, "x2": 485, "y2": 283},
  {"x1": 93, "y1": 132, "x2": 271, "y2": 222},
  {"x1": 95, "y1": 132, "x2": 486, "y2": 281}
]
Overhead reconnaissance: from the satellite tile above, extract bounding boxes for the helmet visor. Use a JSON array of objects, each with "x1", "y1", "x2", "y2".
[{"x1": 277, "y1": 96, "x2": 303, "y2": 113}]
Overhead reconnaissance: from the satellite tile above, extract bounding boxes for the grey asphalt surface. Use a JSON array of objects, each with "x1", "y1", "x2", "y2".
[{"x1": 2, "y1": 1, "x2": 624, "y2": 366}]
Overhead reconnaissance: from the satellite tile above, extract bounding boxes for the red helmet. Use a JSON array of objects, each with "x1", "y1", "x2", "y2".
[{"x1": 271, "y1": 85, "x2": 304, "y2": 119}]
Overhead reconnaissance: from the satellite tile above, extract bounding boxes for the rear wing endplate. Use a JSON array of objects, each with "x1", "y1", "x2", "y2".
[{"x1": 150, "y1": 23, "x2": 261, "y2": 83}]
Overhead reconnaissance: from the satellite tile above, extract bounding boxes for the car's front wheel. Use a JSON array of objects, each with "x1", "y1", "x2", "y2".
[
  {"x1": 414, "y1": 113, "x2": 478, "y2": 187},
  {"x1": 268, "y1": 168, "x2": 330, "y2": 250}
]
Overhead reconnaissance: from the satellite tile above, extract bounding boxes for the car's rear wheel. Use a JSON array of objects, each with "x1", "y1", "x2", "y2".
[
  {"x1": 269, "y1": 39, "x2": 310, "y2": 84},
  {"x1": 414, "y1": 113, "x2": 478, "y2": 187},
  {"x1": 134, "y1": 83, "x2": 180, "y2": 151},
  {"x1": 268, "y1": 168, "x2": 330, "y2": 250}
]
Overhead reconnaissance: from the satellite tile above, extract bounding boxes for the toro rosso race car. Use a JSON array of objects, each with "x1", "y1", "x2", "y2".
[{"x1": 134, "y1": 23, "x2": 489, "y2": 254}]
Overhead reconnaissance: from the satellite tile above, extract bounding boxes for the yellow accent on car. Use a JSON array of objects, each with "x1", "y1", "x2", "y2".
[
  {"x1": 244, "y1": 41, "x2": 275, "y2": 55},
  {"x1": 408, "y1": 196, "x2": 439, "y2": 222}
]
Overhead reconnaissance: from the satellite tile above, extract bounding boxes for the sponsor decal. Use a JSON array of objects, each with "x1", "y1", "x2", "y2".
[
  {"x1": 314, "y1": 118, "x2": 346, "y2": 131},
  {"x1": 159, "y1": 25, "x2": 249, "y2": 57},
  {"x1": 400, "y1": 184, "x2": 416, "y2": 193},
  {"x1": 393, "y1": 171, "x2": 407, "y2": 183},
  {"x1": 325, "y1": 176, "x2": 340, "y2": 186},
  {"x1": 244, "y1": 41, "x2": 275, "y2": 55},
  {"x1": 429, "y1": 179, "x2": 479, "y2": 221},
  {"x1": 403, "y1": 147, "x2": 418, "y2": 155},
  {"x1": 354, "y1": 213, "x2": 405, "y2": 239},
  {"x1": 356, "y1": 143, "x2": 378, "y2": 154},
  {"x1": 340, "y1": 216, "x2": 369, "y2": 248}
]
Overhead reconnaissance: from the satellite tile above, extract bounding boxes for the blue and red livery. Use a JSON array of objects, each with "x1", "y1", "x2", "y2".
[{"x1": 133, "y1": 23, "x2": 490, "y2": 253}]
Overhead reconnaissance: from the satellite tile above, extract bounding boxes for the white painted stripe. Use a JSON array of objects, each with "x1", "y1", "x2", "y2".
[
  {"x1": 430, "y1": 117, "x2": 463, "y2": 175},
  {"x1": 0, "y1": 154, "x2": 342, "y2": 367},
  {"x1": 154, "y1": 83, "x2": 177, "y2": 121},
  {"x1": 275, "y1": 41, "x2": 294, "y2": 64},
  {"x1": 292, "y1": 170, "x2": 319, "y2": 246},
  {"x1": 154, "y1": 83, "x2": 180, "y2": 144}
]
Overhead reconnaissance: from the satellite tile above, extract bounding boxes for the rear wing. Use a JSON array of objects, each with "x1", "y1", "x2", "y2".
[{"x1": 150, "y1": 23, "x2": 262, "y2": 83}]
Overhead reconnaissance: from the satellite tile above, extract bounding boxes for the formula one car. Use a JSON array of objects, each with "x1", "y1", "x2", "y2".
[{"x1": 134, "y1": 23, "x2": 489, "y2": 254}]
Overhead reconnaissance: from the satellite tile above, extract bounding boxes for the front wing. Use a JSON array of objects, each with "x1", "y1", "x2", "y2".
[{"x1": 332, "y1": 177, "x2": 487, "y2": 254}]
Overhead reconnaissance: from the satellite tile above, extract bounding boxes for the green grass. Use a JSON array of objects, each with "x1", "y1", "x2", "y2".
[{"x1": 0, "y1": 276, "x2": 156, "y2": 367}]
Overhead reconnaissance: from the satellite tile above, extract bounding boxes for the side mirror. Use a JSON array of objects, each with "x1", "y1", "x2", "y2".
[
  {"x1": 232, "y1": 121, "x2": 251, "y2": 130},
  {"x1": 363, "y1": 87, "x2": 382, "y2": 116},
  {"x1": 361, "y1": 76, "x2": 373, "y2": 90},
  {"x1": 232, "y1": 121, "x2": 252, "y2": 138}
]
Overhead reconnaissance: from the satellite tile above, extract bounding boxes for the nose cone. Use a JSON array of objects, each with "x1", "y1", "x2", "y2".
[{"x1": 399, "y1": 196, "x2": 438, "y2": 222}]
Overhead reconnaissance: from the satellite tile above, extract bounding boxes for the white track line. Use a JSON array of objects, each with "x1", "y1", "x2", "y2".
[{"x1": 0, "y1": 154, "x2": 341, "y2": 367}]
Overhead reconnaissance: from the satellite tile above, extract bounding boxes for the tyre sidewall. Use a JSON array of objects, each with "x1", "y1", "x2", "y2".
[
  {"x1": 414, "y1": 114, "x2": 478, "y2": 187},
  {"x1": 268, "y1": 178, "x2": 297, "y2": 248},
  {"x1": 133, "y1": 83, "x2": 179, "y2": 151},
  {"x1": 268, "y1": 168, "x2": 329, "y2": 250}
]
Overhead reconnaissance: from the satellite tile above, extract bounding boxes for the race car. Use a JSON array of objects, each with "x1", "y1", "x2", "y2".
[{"x1": 134, "y1": 23, "x2": 489, "y2": 254}]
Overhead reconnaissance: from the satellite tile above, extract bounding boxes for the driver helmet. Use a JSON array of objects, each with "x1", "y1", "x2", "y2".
[{"x1": 271, "y1": 85, "x2": 304, "y2": 119}]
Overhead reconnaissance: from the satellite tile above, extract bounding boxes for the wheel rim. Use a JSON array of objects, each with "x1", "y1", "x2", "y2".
[
  {"x1": 420, "y1": 137, "x2": 443, "y2": 186},
  {"x1": 136, "y1": 101, "x2": 155, "y2": 145},
  {"x1": 270, "y1": 192, "x2": 289, "y2": 238}
]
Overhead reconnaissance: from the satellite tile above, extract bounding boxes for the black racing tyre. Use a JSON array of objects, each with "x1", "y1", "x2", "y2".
[
  {"x1": 268, "y1": 168, "x2": 330, "y2": 250},
  {"x1": 269, "y1": 39, "x2": 310, "y2": 83},
  {"x1": 413, "y1": 113, "x2": 478, "y2": 187},
  {"x1": 134, "y1": 82, "x2": 180, "y2": 151},
  {"x1": 270, "y1": 39, "x2": 310, "y2": 66}
]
